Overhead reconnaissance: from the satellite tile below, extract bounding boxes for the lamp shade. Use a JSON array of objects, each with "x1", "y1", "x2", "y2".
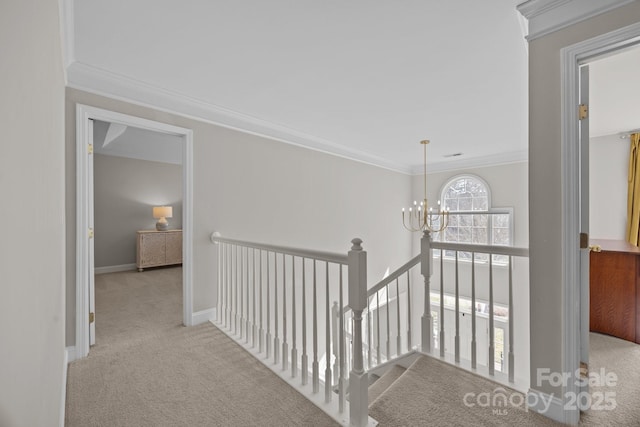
[{"x1": 153, "y1": 206, "x2": 173, "y2": 219}]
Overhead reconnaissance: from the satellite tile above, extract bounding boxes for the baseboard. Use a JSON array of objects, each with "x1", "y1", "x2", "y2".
[
  {"x1": 66, "y1": 346, "x2": 77, "y2": 363},
  {"x1": 192, "y1": 308, "x2": 216, "y2": 325},
  {"x1": 60, "y1": 347, "x2": 70, "y2": 427},
  {"x1": 527, "y1": 389, "x2": 569, "y2": 425},
  {"x1": 95, "y1": 263, "x2": 137, "y2": 275}
]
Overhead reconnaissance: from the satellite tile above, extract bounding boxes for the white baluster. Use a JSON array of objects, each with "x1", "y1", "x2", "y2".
[
  {"x1": 489, "y1": 255, "x2": 495, "y2": 376},
  {"x1": 455, "y1": 251, "x2": 460, "y2": 363},
  {"x1": 338, "y1": 265, "x2": 345, "y2": 414},
  {"x1": 386, "y1": 283, "x2": 390, "y2": 361},
  {"x1": 274, "y1": 253, "x2": 280, "y2": 365},
  {"x1": 291, "y1": 256, "x2": 297, "y2": 378},
  {"x1": 332, "y1": 301, "x2": 339, "y2": 385},
  {"x1": 376, "y1": 292, "x2": 381, "y2": 364},
  {"x1": 348, "y1": 238, "x2": 368, "y2": 427},
  {"x1": 367, "y1": 297, "x2": 372, "y2": 369},
  {"x1": 396, "y1": 278, "x2": 401, "y2": 356},
  {"x1": 259, "y1": 250, "x2": 264, "y2": 353},
  {"x1": 440, "y1": 249, "x2": 445, "y2": 358},
  {"x1": 266, "y1": 251, "x2": 272, "y2": 359},
  {"x1": 421, "y1": 230, "x2": 433, "y2": 353},
  {"x1": 508, "y1": 256, "x2": 514, "y2": 382},
  {"x1": 235, "y1": 245, "x2": 240, "y2": 335},
  {"x1": 312, "y1": 260, "x2": 319, "y2": 393},
  {"x1": 244, "y1": 247, "x2": 249, "y2": 342},
  {"x1": 217, "y1": 240, "x2": 222, "y2": 323},
  {"x1": 226, "y1": 244, "x2": 231, "y2": 328},
  {"x1": 301, "y1": 258, "x2": 308, "y2": 386},
  {"x1": 471, "y1": 252, "x2": 477, "y2": 369},
  {"x1": 325, "y1": 262, "x2": 332, "y2": 403},
  {"x1": 252, "y1": 248, "x2": 257, "y2": 348},
  {"x1": 282, "y1": 255, "x2": 288, "y2": 371},
  {"x1": 406, "y1": 271, "x2": 412, "y2": 351}
]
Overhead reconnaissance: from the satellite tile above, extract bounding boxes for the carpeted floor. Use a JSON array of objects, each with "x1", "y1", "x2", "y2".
[{"x1": 65, "y1": 267, "x2": 339, "y2": 427}]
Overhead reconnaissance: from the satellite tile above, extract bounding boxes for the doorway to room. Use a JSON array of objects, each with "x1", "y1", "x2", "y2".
[{"x1": 75, "y1": 105, "x2": 194, "y2": 359}]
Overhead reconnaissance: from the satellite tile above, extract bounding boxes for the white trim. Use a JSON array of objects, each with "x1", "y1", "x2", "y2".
[
  {"x1": 66, "y1": 346, "x2": 77, "y2": 363},
  {"x1": 422, "y1": 151, "x2": 528, "y2": 175},
  {"x1": 517, "y1": 0, "x2": 636, "y2": 41},
  {"x1": 75, "y1": 104, "x2": 195, "y2": 358},
  {"x1": 58, "y1": 0, "x2": 74, "y2": 79},
  {"x1": 526, "y1": 389, "x2": 565, "y2": 423},
  {"x1": 94, "y1": 263, "x2": 137, "y2": 275},
  {"x1": 560, "y1": 21, "x2": 640, "y2": 426},
  {"x1": 59, "y1": 347, "x2": 69, "y2": 427},
  {"x1": 66, "y1": 61, "x2": 411, "y2": 175},
  {"x1": 192, "y1": 308, "x2": 217, "y2": 325}
]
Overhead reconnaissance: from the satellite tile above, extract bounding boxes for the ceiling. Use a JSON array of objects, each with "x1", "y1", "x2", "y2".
[{"x1": 67, "y1": 1, "x2": 532, "y2": 173}]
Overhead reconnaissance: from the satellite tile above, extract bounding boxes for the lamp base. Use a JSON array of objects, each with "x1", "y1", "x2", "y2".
[{"x1": 156, "y1": 221, "x2": 169, "y2": 231}]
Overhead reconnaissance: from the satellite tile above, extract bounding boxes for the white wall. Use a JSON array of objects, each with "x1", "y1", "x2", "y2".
[
  {"x1": 589, "y1": 134, "x2": 628, "y2": 240},
  {"x1": 0, "y1": 1, "x2": 66, "y2": 426},
  {"x1": 94, "y1": 154, "x2": 183, "y2": 268},
  {"x1": 528, "y1": 1, "x2": 640, "y2": 399},
  {"x1": 65, "y1": 88, "x2": 413, "y2": 346}
]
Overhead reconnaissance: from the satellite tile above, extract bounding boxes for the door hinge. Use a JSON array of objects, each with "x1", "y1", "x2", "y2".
[
  {"x1": 579, "y1": 104, "x2": 588, "y2": 120},
  {"x1": 88, "y1": 228, "x2": 94, "y2": 239},
  {"x1": 579, "y1": 361, "x2": 588, "y2": 378},
  {"x1": 88, "y1": 144, "x2": 93, "y2": 154},
  {"x1": 580, "y1": 232, "x2": 589, "y2": 249},
  {"x1": 89, "y1": 312, "x2": 95, "y2": 324}
]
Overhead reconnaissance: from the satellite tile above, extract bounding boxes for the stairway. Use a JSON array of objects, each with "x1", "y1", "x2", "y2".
[{"x1": 367, "y1": 355, "x2": 561, "y2": 427}]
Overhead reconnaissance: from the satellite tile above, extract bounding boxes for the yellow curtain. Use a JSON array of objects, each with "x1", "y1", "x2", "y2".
[{"x1": 627, "y1": 133, "x2": 640, "y2": 245}]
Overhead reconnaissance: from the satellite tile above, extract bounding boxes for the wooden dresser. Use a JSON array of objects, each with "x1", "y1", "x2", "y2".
[
  {"x1": 589, "y1": 239, "x2": 640, "y2": 343},
  {"x1": 136, "y1": 229, "x2": 183, "y2": 272}
]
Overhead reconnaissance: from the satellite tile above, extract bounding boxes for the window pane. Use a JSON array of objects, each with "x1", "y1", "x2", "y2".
[
  {"x1": 473, "y1": 197, "x2": 488, "y2": 211},
  {"x1": 459, "y1": 214, "x2": 472, "y2": 227},
  {"x1": 472, "y1": 227, "x2": 488, "y2": 244},
  {"x1": 492, "y1": 228, "x2": 510, "y2": 245},
  {"x1": 458, "y1": 197, "x2": 473, "y2": 211},
  {"x1": 473, "y1": 214, "x2": 488, "y2": 227}
]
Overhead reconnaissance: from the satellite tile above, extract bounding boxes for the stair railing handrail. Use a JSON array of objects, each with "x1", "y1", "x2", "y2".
[{"x1": 210, "y1": 234, "x2": 349, "y2": 265}]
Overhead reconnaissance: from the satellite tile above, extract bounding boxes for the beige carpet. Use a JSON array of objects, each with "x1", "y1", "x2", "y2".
[
  {"x1": 580, "y1": 332, "x2": 640, "y2": 426},
  {"x1": 65, "y1": 267, "x2": 339, "y2": 427},
  {"x1": 369, "y1": 355, "x2": 562, "y2": 427}
]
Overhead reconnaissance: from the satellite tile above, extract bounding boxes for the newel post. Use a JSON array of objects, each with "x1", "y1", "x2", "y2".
[
  {"x1": 348, "y1": 238, "x2": 368, "y2": 427},
  {"x1": 421, "y1": 230, "x2": 433, "y2": 353}
]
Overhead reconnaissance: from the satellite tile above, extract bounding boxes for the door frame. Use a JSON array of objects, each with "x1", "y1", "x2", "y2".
[
  {"x1": 560, "y1": 22, "x2": 640, "y2": 425},
  {"x1": 75, "y1": 104, "x2": 194, "y2": 359}
]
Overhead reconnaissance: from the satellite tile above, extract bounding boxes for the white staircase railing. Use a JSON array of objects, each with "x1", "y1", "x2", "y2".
[
  {"x1": 339, "y1": 230, "x2": 529, "y2": 387},
  {"x1": 210, "y1": 234, "x2": 370, "y2": 427}
]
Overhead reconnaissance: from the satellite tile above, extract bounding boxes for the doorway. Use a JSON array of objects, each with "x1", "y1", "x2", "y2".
[
  {"x1": 561, "y1": 22, "x2": 640, "y2": 425},
  {"x1": 75, "y1": 105, "x2": 194, "y2": 359}
]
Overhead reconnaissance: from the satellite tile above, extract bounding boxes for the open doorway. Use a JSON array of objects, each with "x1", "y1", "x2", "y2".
[{"x1": 75, "y1": 105, "x2": 194, "y2": 359}]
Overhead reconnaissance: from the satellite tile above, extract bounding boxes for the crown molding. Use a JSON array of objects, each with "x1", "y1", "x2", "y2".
[
  {"x1": 58, "y1": 0, "x2": 75, "y2": 82},
  {"x1": 66, "y1": 61, "x2": 413, "y2": 175},
  {"x1": 416, "y1": 150, "x2": 528, "y2": 175},
  {"x1": 517, "y1": 0, "x2": 636, "y2": 41}
]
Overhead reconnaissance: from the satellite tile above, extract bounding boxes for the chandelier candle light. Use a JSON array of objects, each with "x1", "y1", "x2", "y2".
[{"x1": 402, "y1": 140, "x2": 450, "y2": 233}]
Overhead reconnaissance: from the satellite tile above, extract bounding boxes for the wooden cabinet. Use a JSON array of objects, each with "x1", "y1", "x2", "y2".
[
  {"x1": 589, "y1": 239, "x2": 640, "y2": 343},
  {"x1": 136, "y1": 230, "x2": 182, "y2": 271}
]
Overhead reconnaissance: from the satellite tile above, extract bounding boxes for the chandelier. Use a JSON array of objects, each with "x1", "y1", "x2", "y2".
[{"x1": 402, "y1": 140, "x2": 450, "y2": 233}]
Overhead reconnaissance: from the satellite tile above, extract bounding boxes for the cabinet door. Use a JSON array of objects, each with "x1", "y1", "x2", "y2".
[
  {"x1": 140, "y1": 233, "x2": 166, "y2": 267},
  {"x1": 165, "y1": 232, "x2": 182, "y2": 264},
  {"x1": 590, "y1": 251, "x2": 636, "y2": 342}
]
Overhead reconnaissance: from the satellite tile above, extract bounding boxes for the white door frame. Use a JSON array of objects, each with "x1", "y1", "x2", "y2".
[
  {"x1": 75, "y1": 104, "x2": 194, "y2": 359},
  {"x1": 561, "y1": 22, "x2": 640, "y2": 425}
]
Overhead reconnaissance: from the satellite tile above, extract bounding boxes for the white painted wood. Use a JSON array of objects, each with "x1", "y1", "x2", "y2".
[
  {"x1": 560, "y1": 22, "x2": 640, "y2": 425},
  {"x1": 75, "y1": 104, "x2": 194, "y2": 359},
  {"x1": 312, "y1": 259, "x2": 319, "y2": 394},
  {"x1": 94, "y1": 264, "x2": 137, "y2": 275},
  {"x1": 191, "y1": 308, "x2": 216, "y2": 325},
  {"x1": 517, "y1": 0, "x2": 635, "y2": 41},
  {"x1": 526, "y1": 389, "x2": 566, "y2": 424},
  {"x1": 324, "y1": 262, "x2": 332, "y2": 403},
  {"x1": 291, "y1": 257, "x2": 297, "y2": 378},
  {"x1": 420, "y1": 231, "x2": 432, "y2": 354},
  {"x1": 488, "y1": 257, "x2": 495, "y2": 376},
  {"x1": 579, "y1": 64, "x2": 590, "y2": 404},
  {"x1": 471, "y1": 253, "x2": 477, "y2": 370},
  {"x1": 508, "y1": 257, "x2": 515, "y2": 383},
  {"x1": 454, "y1": 251, "x2": 460, "y2": 364},
  {"x1": 406, "y1": 272, "x2": 412, "y2": 351},
  {"x1": 282, "y1": 255, "x2": 288, "y2": 371},
  {"x1": 439, "y1": 250, "x2": 445, "y2": 358},
  {"x1": 59, "y1": 345, "x2": 69, "y2": 427},
  {"x1": 301, "y1": 259, "x2": 308, "y2": 385}
]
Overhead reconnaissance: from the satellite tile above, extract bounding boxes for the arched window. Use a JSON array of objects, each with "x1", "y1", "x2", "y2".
[{"x1": 434, "y1": 175, "x2": 512, "y2": 262}]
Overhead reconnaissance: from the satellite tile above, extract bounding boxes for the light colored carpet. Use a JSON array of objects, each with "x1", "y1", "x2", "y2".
[
  {"x1": 65, "y1": 267, "x2": 339, "y2": 427},
  {"x1": 369, "y1": 355, "x2": 562, "y2": 427},
  {"x1": 580, "y1": 332, "x2": 640, "y2": 426},
  {"x1": 368, "y1": 365, "x2": 406, "y2": 405}
]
